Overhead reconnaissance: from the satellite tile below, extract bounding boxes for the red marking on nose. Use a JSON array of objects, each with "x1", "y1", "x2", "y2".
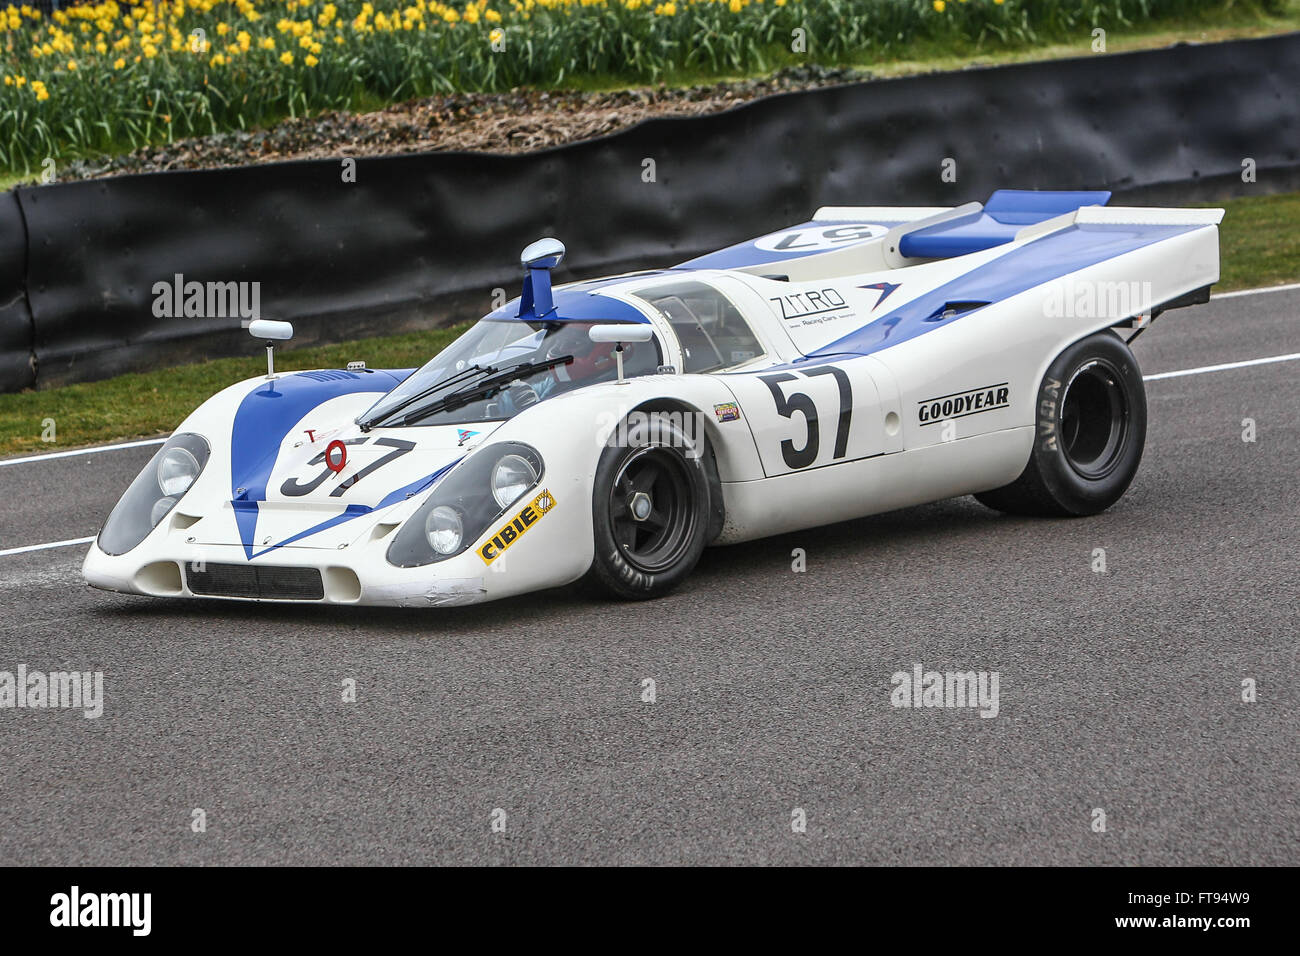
[{"x1": 325, "y1": 440, "x2": 347, "y2": 474}]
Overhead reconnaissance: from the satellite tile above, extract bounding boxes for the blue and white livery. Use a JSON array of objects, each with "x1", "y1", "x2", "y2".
[{"x1": 84, "y1": 190, "x2": 1223, "y2": 605}]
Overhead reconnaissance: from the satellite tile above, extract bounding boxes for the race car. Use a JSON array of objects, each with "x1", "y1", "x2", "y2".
[{"x1": 84, "y1": 190, "x2": 1223, "y2": 606}]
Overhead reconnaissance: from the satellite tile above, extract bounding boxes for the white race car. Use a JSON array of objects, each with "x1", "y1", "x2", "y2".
[{"x1": 84, "y1": 190, "x2": 1222, "y2": 606}]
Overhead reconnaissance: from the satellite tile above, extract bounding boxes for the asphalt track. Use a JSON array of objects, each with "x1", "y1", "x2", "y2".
[{"x1": 1, "y1": 288, "x2": 1296, "y2": 866}]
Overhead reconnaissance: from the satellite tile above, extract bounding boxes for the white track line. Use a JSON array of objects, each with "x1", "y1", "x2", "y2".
[
  {"x1": 1144, "y1": 351, "x2": 1300, "y2": 381},
  {"x1": 0, "y1": 536, "x2": 95, "y2": 557},
  {"x1": 1212, "y1": 281, "x2": 1300, "y2": 300},
  {"x1": 0, "y1": 436, "x2": 165, "y2": 467}
]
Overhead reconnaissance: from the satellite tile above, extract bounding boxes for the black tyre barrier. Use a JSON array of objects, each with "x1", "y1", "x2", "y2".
[
  {"x1": 0, "y1": 191, "x2": 34, "y2": 392},
  {"x1": 4, "y1": 31, "x2": 1298, "y2": 393}
]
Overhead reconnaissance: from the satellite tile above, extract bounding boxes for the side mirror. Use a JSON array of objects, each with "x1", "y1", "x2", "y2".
[
  {"x1": 248, "y1": 319, "x2": 294, "y2": 341},
  {"x1": 588, "y1": 324, "x2": 654, "y2": 384},
  {"x1": 588, "y1": 324, "x2": 653, "y2": 344},
  {"x1": 249, "y1": 320, "x2": 293, "y2": 379},
  {"x1": 520, "y1": 238, "x2": 566, "y2": 270},
  {"x1": 518, "y1": 238, "x2": 566, "y2": 318}
]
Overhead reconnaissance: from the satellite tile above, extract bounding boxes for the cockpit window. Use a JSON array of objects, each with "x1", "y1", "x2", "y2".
[
  {"x1": 633, "y1": 281, "x2": 764, "y2": 373},
  {"x1": 358, "y1": 318, "x2": 662, "y2": 428}
]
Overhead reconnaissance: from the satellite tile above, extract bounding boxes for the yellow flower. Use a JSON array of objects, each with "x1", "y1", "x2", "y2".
[
  {"x1": 259, "y1": 36, "x2": 275, "y2": 49},
  {"x1": 729, "y1": 0, "x2": 741, "y2": 12},
  {"x1": 489, "y1": 27, "x2": 503, "y2": 44},
  {"x1": 66, "y1": 59, "x2": 77, "y2": 70},
  {"x1": 217, "y1": 22, "x2": 229, "y2": 35},
  {"x1": 1, "y1": 76, "x2": 10, "y2": 86},
  {"x1": 304, "y1": 53, "x2": 318, "y2": 66},
  {"x1": 16, "y1": 75, "x2": 27, "y2": 86},
  {"x1": 280, "y1": 50, "x2": 293, "y2": 64},
  {"x1": 485, "y1": 9, "x2": 501, "y2": 22},
  {"x1": 113, "y1": 57, "x2": 125, "y2": 69},
  {"x1": 237, "y1": 29, "x2": 251, "y2": 50},
  {"x1": 932, "y1": 0, "x2": 945, "y2": 10},
  {"x1": 210, "y1": 53, "x2": 225, "y2": 65}
]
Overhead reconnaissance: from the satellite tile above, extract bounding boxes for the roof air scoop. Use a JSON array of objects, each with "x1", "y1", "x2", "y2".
[{"x1": 518, "y1": 237, "x2": 566, "y2": 318}]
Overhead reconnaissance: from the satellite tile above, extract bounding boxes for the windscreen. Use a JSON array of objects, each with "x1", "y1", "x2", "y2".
[{"x1": 359, "y1": 318, "x2": 662, "y2": 428}]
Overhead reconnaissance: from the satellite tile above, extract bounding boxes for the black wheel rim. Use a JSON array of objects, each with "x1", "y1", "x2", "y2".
[
  {"x1": 608, "y1": 446, "x2": 697, "y2": 574},
  {"x1": 1059, "y1": 358, "x2": 1129, "y2": 480}
]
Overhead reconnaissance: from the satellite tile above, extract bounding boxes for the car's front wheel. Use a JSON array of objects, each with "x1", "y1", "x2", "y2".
[
  {"x1": 587, "y1": 414, "x2": 711, "y2": 600},
  {"x1": 976, "y1": 330, "x2": 1147, "y2": 517}
]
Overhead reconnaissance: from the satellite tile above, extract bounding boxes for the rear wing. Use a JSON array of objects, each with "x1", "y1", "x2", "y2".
[{"x1": 679, "y1": 191, "x2": 1223, "y2": 283}]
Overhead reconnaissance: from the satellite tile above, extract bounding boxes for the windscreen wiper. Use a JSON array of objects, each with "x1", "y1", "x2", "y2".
[
  {"x1": 358, "y1": 364, "x2": 494, "y2": 431},
  {"x1": 396, "y1": 355, "x2": 573, "y2": 427}
]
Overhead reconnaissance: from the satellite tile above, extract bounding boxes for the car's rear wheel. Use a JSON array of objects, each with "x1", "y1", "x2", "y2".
[
  {"x1": 588, "y1": 414, "x2": 711, "y2": 599},
  {"x1": 975, "y1": 331, "x2": 1146, "y2": 517}
]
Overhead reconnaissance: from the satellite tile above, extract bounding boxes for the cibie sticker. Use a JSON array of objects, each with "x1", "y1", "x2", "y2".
[
  {"x1": 714, "y1": 402, "x2": 741, "y2": 422},
  {"x1": 753, "y1": 223, "x2": 887, "y2": 253},
  {"x1": 478, "y1": 489, "x2": 556, "y2": 564}
]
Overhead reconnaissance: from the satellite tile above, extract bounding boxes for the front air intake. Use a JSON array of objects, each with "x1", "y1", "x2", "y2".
[{"x1": 187, "y1": 563, "x2": 324, "y2": 601}]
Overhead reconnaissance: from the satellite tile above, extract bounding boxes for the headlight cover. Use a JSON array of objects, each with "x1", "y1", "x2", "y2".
[
  {"x1": 387, "y1": 442, "x2": 543, "y2": 568},
  {"x1": 425, "y1": 505, "x2": 464, "y2": 555},
  {"x1": 98, "y1": 433, "x2": 210, "y2": 556},
  {"x1": 491, "y1": 453, "x2": 538, "y2": 509},
  {"x1": 157, "y1": 446, "x2": 201, "y2": 497}
]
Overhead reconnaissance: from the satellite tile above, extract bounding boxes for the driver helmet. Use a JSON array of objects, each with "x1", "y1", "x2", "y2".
[{"x1": 547, "y1": 322, "x2": 622, "y2": 383}]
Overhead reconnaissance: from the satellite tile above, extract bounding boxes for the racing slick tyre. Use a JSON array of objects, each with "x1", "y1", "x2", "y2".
[
  {"x1": 975, "y1": 331, "x2": 1146, "y2": 517},
  {"x1": 587, "y1": 412, "x2": 712, "y2": 600}
]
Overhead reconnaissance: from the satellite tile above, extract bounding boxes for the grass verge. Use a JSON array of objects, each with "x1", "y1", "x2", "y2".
[{"x1": 0, "y1": 189, "x2": 1296, "y2": 458}]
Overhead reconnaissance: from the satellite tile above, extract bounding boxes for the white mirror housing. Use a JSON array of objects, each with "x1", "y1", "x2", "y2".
[
  {"x1": 588, "y1": 324, "x2": 654, "y2": 344},
  {"x1": 249, "y1": 319, "x2": 294, "y2": 341}
]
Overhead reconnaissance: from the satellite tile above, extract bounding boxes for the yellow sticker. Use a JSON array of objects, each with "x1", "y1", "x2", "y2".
[{"x1": 478, "y1": 488, "x2": 556, "y2": 564}]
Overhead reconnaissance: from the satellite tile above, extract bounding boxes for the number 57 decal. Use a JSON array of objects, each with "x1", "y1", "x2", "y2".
[
  {"x1": 281, "y1": 437, "x2": 416, "y2": 497},
  {"x1": 758, "y1": 366, "x2": 853, "y2": 470}
]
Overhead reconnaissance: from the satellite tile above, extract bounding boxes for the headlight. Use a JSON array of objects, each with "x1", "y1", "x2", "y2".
[
  {"x1": 158, "y1": 447, "x2": 200, "y2": 497},
  {"x1": 491, "y1": 454, "x2": 538, "y2": 508},
  {"x1": 98, "y1": 433, "x2": 210, "y2": 556},
  {"x1": 388, "y1": 442, "x2": 544, "y2": 568},
  {"x1": 150, "y1": 496, "x2": 179, "y2": 528},
  {"x1": 425, "y1": 506, "x2": 463, "y2": 555}
]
